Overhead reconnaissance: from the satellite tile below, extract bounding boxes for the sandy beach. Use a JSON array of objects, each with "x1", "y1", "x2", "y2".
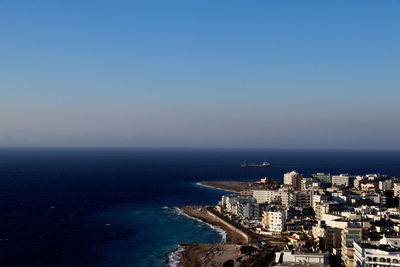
[
  {"x1": 181, "y1": 206, "x2": 247, "y2": 244},
  {"x1": 179, "y1": 243, "x2": 241, "y2": 267},
  {"x1": 179, "y1": 206, "x2": 247, "y2": 267}
]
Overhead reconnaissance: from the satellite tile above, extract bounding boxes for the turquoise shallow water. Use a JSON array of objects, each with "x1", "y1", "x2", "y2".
[
  {"x1": 1, "y1": 148, "x2": 400, "y2": 266},
  {"x1": 86, "y1": 187, "x2": 228, "y2": 267}
]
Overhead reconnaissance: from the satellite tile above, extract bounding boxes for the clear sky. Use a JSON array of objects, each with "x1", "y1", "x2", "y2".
[{"x1": 0, "y1": 1, "x2": 399, "y2": 149}]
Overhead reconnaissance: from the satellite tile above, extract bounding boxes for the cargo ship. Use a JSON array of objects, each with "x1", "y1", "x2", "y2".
[{"x1": 241, "y1": 160, "x2": 270, "y2": 167}]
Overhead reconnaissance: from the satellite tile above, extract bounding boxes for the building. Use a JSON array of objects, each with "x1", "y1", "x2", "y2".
[
  {"x1": 379, "y1": 180, "x2": 393, "y2": 191},
  {"x1": 342, "y1": 226, "x2": 365, "y2": 267},
  {"x1": 290, "y1": 191, "x2": 312, "y2": 207},
  {"x1": 292, "y1": 173, "x2": 304, "y2": 191},
  {"x1": 263, "y1": 210, "x2": 287, "y2": 232},
  {"x1": 312, "y1": 193, "x2": 329, "y2": 211},
  {"x1": 354, "y1": 176, "x2": 368, "y2": 189},
  {"x1": 301, "y1": 178, "x2": 314, "y2": 190},
  {"x1": 312, "y1": 173, "x2": 332, "y2": 184},
  {"x1": 240, "y1": 189, "x2": 253, "y2": 197},
  {"x1": 380, "y1": 235, "x2": 400, "y2": 248},
  {"x1": 274, "y1": 251, "x2": 329, "y2": 266},
  {"x1": 252, "y1": 190, "x2": 280, "y2": 204},
  {"x1": 353, "y1": 241, "x2": 400, "y2": 267},
  {"x1": 284, "y1": 171, "x2": 300, "y2": 185},
  {"x1": 394, "y1": 183, "x2": 400, "y2": 197},
  {"x1": 332, "y1": 174, "x2": 350, "y2": 187},
  {"x1": 237, "y1": 202, "x2": 260, "y2": 219},
  {"x1": 312, "y1": 221, "x2": 342, "y2": 251}
]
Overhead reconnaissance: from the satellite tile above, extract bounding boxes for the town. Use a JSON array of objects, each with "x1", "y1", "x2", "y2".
[{"x1": 195, "y1": 171, "x2": 400, "y2": 267}]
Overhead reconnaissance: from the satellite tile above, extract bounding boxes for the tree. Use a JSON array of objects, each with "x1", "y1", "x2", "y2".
[
  {"x1": 240, "y1": 245, "x2": 257, "y2": 256},
  {"x1": 223, "y1": 259, "x2": 234, "y2": 267}
]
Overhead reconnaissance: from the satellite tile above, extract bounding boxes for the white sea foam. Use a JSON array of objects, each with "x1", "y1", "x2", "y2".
[
  {"x1": 167, "y1": 245, "x2": 184, "y2": 267},
  {"x1": 195, "y1": 182, "x2": 238, "y2": 193},
  {"x1": 165, "y1": 206, "x2": 227, "y2": 266},
  {"x1": 173, "y1": 207, "x2": 226, "y2": 243}
]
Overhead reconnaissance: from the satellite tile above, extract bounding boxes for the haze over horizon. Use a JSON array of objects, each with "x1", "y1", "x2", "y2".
[{"x1": 1, "y1": 1, "x2": 399, "y2": 150}]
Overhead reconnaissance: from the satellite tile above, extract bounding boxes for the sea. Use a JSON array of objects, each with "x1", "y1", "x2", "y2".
[{"x1": 0, "y1": 148, "x2": 400, "y2": 266}]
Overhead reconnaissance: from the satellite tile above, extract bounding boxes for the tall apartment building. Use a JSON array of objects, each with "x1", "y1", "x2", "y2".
[
  {"x1": 291, "y1": 173, "x2": 304, "y2": 191},
  {"x1": 341, "y1": 226, "x2": 364, "y2": 267},
  {"x1": 262, "y1": 210, "x2": 286, "y2": 232},
  {"x1": 284, "y1": 171, "x2": 300, "y2": 185}
]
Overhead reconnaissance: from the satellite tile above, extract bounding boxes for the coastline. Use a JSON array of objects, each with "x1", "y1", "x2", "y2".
[
  {"x1": 169, "y1": 180, "x2": 271, "y2": 266},
  {"x1": 176, "y1": 206, "x2": 248, "y2": 267},
  {"x1": 197, "y1": 181, "x2": 249, "y2": 193}
]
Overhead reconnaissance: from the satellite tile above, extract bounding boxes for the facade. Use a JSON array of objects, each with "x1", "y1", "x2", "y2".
[
  {"x1": 379, "y1": 180, "x2": 393, "y2": 191},
  {"x1": 290, "y1": 191, "x2": 312, "y2": 207},
  {"x1": 312, "y1": 193, "x2": 329, "y2": 211},
  {"x1": 354, "y1": 176, "x2": 368, "y2": 189},
  {"x1": 312, "y1": 173, "x2": 332, "y2": 184},
  {"x1": 302, "y1": 178, "x2": 314, "y2": 190},
  {"x1": 284, "y1": 171, "x2": 300, "y2": 185},
  {"x1": 394, "y1": 183, "x2": 400, "y2": 197},
  {"x1": 237, "y1": 202, "x2": 260, "y2": 219},
  {"x1": 263, "y1": 210, "x2": 287, "y2": 232},
  {"x1": 332, "y1": 174, "x2": 350, "y2": 187},
  {"x1": 353, "y1": 241, "x2": 400, "y2": 267},
  {"x1": 291, "y1": 173, "x2": 304, "y2": 191},
  {"x1": 342, "y1": 226, "x2": 364, "y2": 267},
  {"x1": 312, "y1": 221, "x2": 342, "y2": 251},
  {"x1": 240, "y1": 189, "x2": 253, "y2": 197},
  {"x1": 252, "y1": 190, "x2": 280, "y2": 204},
  {"x1": 275, "y1": 251, "x2": 329, "y2": 266}
]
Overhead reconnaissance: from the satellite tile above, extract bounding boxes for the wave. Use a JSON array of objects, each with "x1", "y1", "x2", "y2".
[
  {"x1": 195, "y1": 182, "x2": 237, "y2": 193},
  {"x1": 172, "y1": 207, "x2": 226, "y2": 243},
  {"x1": 167, "y1": 245, "x2": 184, "y2": 267}
]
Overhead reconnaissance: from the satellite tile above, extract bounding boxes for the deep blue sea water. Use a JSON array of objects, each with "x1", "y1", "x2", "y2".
[{"x1": 0, "y1": 148, "x2": 400, "y2": 266}]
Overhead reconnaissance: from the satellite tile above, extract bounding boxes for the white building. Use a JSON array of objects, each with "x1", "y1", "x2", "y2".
[
  {"x1": 379, "y1": 180, "x2": 393, "y2": 191},
  {"x1": 252, "y1": 190, "x2": 280, "y2": 204},
  {"x1": 380, "y1": 236, "x2": 400, "y2": 248},
  {"x1": 354, "y1": 241, "x2": 400, "y2": 267},
  {"x1": 284, "y1": 170, "x2": 299, "y2": 185},
  {"x1": 332, "y1": 174, "x2": 350, "y2": 187},
  {"x1": 263, "y1": 210, "x2": 286, "y2": 232},
  {"x1": 394, "y1": 183, "x2": 400, "y2": 197},
  {"x1": 274, "y1": 251, "x2": 329, "y2": 266}
]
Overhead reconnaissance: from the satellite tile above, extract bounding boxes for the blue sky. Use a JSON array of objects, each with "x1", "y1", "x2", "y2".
[{"x1": 0, "y1": 1, "x2": 399, "y2": 149}]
